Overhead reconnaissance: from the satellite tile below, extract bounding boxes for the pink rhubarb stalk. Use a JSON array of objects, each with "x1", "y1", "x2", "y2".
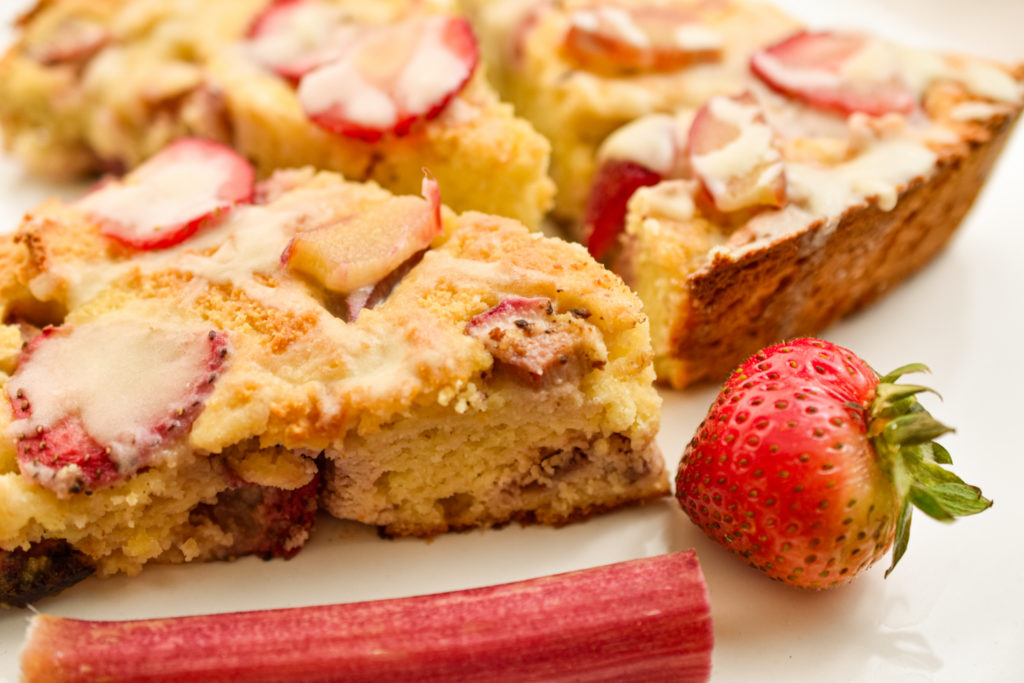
[{"x1": 21, "y1": 550, "x2": 713, "y2": 682}]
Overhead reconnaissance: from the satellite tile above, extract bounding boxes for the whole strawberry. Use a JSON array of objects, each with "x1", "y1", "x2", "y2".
[{"x1": 676, "y1": 338, "x2": 991, "y2": 589}]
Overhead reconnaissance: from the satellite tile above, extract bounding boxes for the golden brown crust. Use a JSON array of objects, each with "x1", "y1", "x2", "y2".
[{"x1": 662, "y1": 109, "x2": 1020, "y2": 387}]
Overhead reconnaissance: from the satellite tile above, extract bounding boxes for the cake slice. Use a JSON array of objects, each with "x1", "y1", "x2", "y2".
[
  {"x1": 462, "y1": 0, "x2": 802, "y2": 227},
  {"x1": 465, "y1": 0, "x2": 1023, "y2": 387},
  {"x1": 0, "y1": 139, "x2": 666, "y2": 607},
  {"x1": 0, "y1": 0, "x2": 555, "y2": 229}
]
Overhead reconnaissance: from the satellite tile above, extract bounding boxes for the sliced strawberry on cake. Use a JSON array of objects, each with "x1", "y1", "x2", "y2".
[
  {"x1": 2, "y1": 156, "x2": 666, "y2": 604},
  {"x1": 583, "y1": 114, "x2": 686, "y2": 259},
  {"x1": 245, "y1": 0, "x2": 360, "y2": 82},
  {"x1": 750, "y1": 30, "x2": 917, "y2": 117},
  {"x1": 688, "y1": 92, "x2": 786, "y2": 213},
  {"x1": 297, "y1": 15, "x2": 479, "y2": 141},
  {"x1": 0, "y1": 0, "x2": 555, "y2": 229},
  {"x1": 8, "y1": 320, "x2": 229, "y2": 497},
  {"x1": 77, "y1": 138, "x2": 255, "y2": 251}
]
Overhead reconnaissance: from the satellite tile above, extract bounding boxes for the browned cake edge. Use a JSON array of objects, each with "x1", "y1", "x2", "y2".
[{"x1": 659, "y1": 109, "x2": 1021, "y2": 388}]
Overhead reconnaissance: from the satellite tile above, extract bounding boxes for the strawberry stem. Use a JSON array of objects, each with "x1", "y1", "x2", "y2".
[{"x1": 869, "y1": 367, "x2": 992, "y2": 578}]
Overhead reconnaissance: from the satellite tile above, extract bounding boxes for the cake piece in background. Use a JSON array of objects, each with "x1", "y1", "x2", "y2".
[
  {"x1": 462, "y1": 0, "x2": 802, "y2": 227},
  {"x1": 463, "y1": 0, "x2": 1023, "y2": 386},
  {"x1": 0, "y1": 139, "x2": 666, "y2": 606},
  {"x1": 0, "y1": 0, "x2": 555, "y2": 229}
]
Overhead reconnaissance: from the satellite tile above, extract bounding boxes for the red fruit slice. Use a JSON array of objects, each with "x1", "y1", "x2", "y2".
[
  {"x1": 750, "y1": 30, "x2": 916, "y2": 117},
  {"x1": 7, "y1": 321, "x2": 229, "y2": 497},
  {"x1": 245, "y1": 0, "x2": 359, "y2": 82},
  {"x1": 297, "y1": 15, "x2": 479, "y2": 142},
  {"x1": 584, "y1": 113, "x2": 685, "y2": 259},
  {"x1": 688, "y1": 92, "x2": 786, "y2": 213},
  {"x1": 282, "y1": 175, "x2": 443, "y2": 294},
  {"x1": 78, "y1": 138, "x2": 255, "y2": 251},
  {"x1": 584, "y1": 160, "x2": 663, "y2": 260},
  {"x1": 562, "y1": 4, "x2": 722, "y2": 73}
]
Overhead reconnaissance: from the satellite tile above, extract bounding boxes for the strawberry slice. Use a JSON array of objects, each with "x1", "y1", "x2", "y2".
[
  {"x1": 78, "y1": 138, "x2": 255, "y2": 251},
  {"x1": 584, "y1": 160, "x2": 663, "y2": 260},
  {"x1": 585, "y1": 113, "x2": 685, "y2": 259},
  {"x1": 297, "y1": 15, "x2": 479, "y2": 142},
  {"x1": 7, "y1": 322, "x2": 229, "y2": 497},
  {"x1": 688, "y1": 92, "x2": 786, "y2": 213},
  {"x1": 750, "y1": 30, "x2": 916, "y2": 117},
  {"x1": 562, "y1": 4, "x2": 722, "y2": 74},
  {"x1": 282, "y1": 175, "x2": 442, "y2": 294},
  {"x1": 245, "y1": 0, "x2": 359, "y2": 82}
]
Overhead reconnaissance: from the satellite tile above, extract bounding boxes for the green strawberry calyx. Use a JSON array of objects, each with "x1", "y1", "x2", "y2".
[{"x1": 865, "y1": 363, "x2": 993, "y2": 577}]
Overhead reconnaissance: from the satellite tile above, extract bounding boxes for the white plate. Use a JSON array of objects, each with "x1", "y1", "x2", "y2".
[{"x1": 1, "y1": 1, "x2": 1022, "y2": 680}]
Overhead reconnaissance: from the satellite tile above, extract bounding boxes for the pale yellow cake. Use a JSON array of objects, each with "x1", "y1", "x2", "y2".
[
  {"x1": 0, "y1": 0, "x2": 556, "y2": 229},
  {"x1": 0, "y1": 143, "x2": 665, "y2": 606}
]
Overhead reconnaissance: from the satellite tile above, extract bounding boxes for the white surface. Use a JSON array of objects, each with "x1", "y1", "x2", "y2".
[{"x1": 1, "y1": 1, "x2": 1023, "y2": 681}]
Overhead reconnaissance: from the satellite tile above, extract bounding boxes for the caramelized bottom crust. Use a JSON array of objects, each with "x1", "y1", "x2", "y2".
[{"x1": 0, "y1": 540, "x2": 95, "y2": 608}]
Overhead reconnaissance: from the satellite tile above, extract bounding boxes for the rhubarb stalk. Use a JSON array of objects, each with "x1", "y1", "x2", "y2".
[{"x1": 21, "y1": 550, "x2": 713, "y2": 682}]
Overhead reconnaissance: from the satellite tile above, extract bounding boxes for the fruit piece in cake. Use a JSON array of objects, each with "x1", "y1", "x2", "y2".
[
  {"x1": 298, "y1": 15, "x2": 479, "y2": 141},
  {"x1": 20, "y1": 551, "x2": 713, "y2": 681},
  {"x1": 688, "y1": 92, "x2": 786, "y2": 213},
  {"x1": 0, "y1": 1, "x2": 555, "y2": 230},
  {"x1": 77, "y1": 138, "x2": 255, "y2": 251},
  {"x1": 465, "y1": 296, "x2": 605, "y2": 384},
  {"x1": 246, "y1": 0, "x2": 360, "y2": 82},
  {"x1": 7, "y1": 321, "x2": 229, "y2": 497},
  {"x1": 282, "y1": 175, "x2": 442, "y2": 295},
  {"x1": 467, "y1": 1, "x2": 1021, "y2": 389},
  {"x1": 461, "y1": 0, "x2": 802, "y2": 226},
  {"x1": 750, "y1": 30, "x2": 916, "y2": 117},
  {"x1": 584, "y1": 113, "x2": 686, "y2": 259},
  {"x1": 561, "y1": 3, "x2": 723, "y2": 74},
  {"x1": 676, "y1": 338, "x2": 991, "y2": 588},
  {"x1": 2, "y1": 160, "x2": 666, "y2": 601}
]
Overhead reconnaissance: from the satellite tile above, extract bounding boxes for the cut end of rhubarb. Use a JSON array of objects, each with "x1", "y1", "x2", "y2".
[{"x1": 20, "y1": 550, "x2": 713, "y2": 682}]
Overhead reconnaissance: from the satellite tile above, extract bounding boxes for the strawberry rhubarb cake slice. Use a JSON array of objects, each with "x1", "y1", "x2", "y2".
[
  {"x1": 0, "y1": 0, "x2": 555, "y2": 229},
  {"x1": 0, "y1": 139, "x2": 666, "y2": 606},
  {"x1": 464, "y1": 0, "x2": 1023, "y2": 386}
]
